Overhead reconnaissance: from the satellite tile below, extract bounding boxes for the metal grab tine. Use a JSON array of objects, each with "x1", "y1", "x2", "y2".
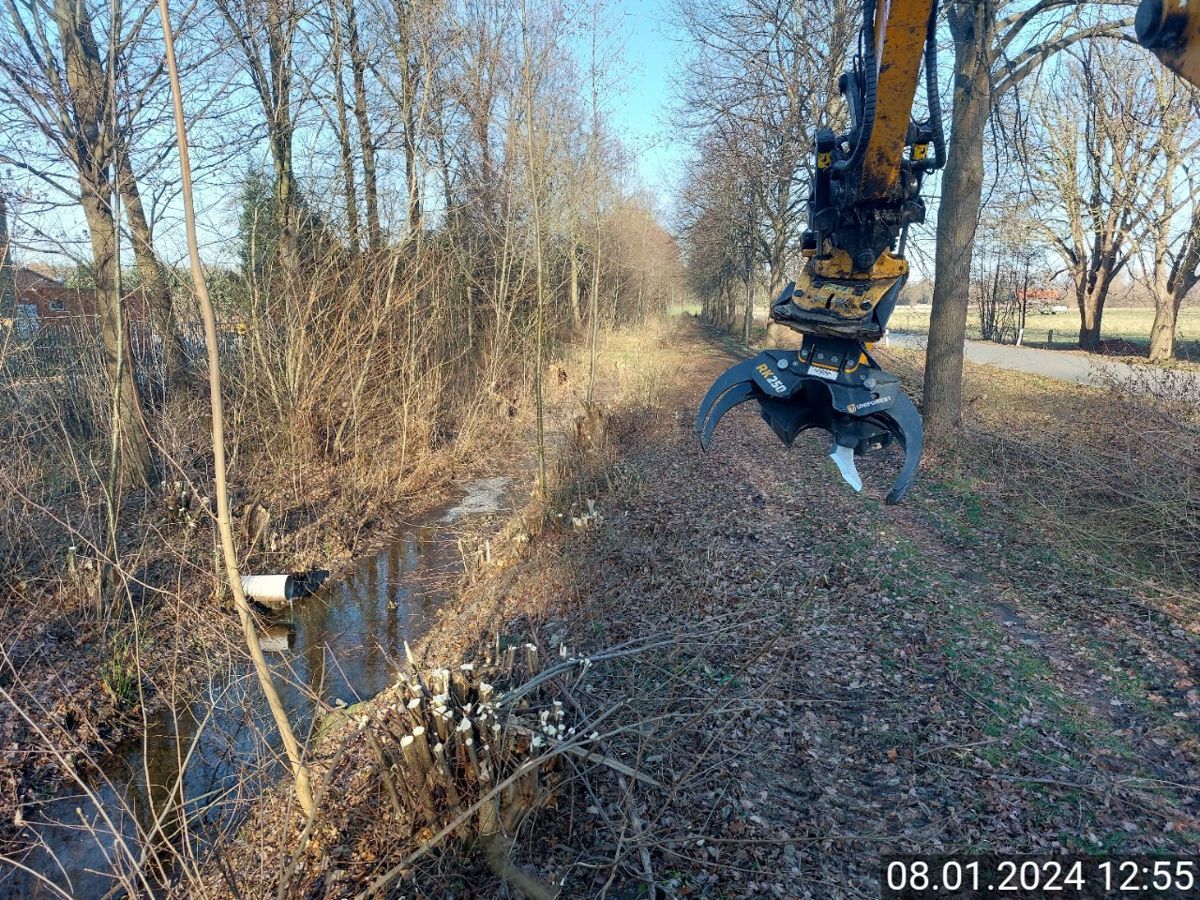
[
  {"x1": 877, "y1": 390, "x2": 923, "y2": 504},
  {"x1": 694, "y1": 359, "x2": 761, "y2": 438},
  {"x1": 697, "y1": 382, "x2": 757, "y2": 449}
]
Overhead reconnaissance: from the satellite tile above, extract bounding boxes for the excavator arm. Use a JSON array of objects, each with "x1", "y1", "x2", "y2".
[
  {"x1": 697, "y1": 0, "x2": 1200, "y2": 504},
  {"x1": 696, "y1": 0, "x2": 941, "y2": 503},
  {"x1": 1138, "y1": 0, "x2": 1200, "y2": 86}
]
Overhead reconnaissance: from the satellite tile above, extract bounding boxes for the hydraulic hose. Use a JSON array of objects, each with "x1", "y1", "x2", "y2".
[
  {"x1": 834, "y1": 0, "x2": 878, "y2": 178},
  {"x1": 924, "y1": 0, "x2": 947, "y2": 170}
]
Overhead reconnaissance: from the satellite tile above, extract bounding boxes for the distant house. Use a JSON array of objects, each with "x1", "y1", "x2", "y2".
[
  {"x1": 1014, "y1": 287, "x2": 1069, "y2": 315},
  {"x1": 12, "y1": 267, "x2": 160, "y2": 336},
  {"x1": 13, "y1": 268, "x2": 96, "y2": 334},
  {"x1": 1015, "y1": 287, "x2": 1061, "y2": 305}
]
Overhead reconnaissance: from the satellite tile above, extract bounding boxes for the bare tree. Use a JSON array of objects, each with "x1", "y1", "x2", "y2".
[
  {"x1": 0, "y1": 0, "x2": 155, "y2": 485},
  {"x1": 115, "y1": 149, "x2": 188, "y2": 386},
  {"x1": 1137, "y1": 76, "x2": 1200, "y2": 361},
  {"x1": 215, "y1": 0, "x2": 305, "y2": 277},
  {"x1": 678, "y1": 136, "x2": 758, "y2": 332},
  {"x1": 1145, "y1": 211, "x2": 1200, "y2": 362},
  {"x1": 344, "y1": 0, "x2": 381, "y2": 248},
  {"x1": 676, "y1": 0, "x2": 858, "y2": 303},
  {"x1": 972, "y1": 203, "x2": 1041, "y2": 345},
  {"x1": 371, "y1": 0, "x2": 438, "y2": 237},
  {"x1": 156, "y1": 0, "x2": 315, "y2": 819},
  {"x1": 0, "y1": 189, "x2": 14, "y2": 319},
  {"x1": 325, "y1": 0, "x2": 362, "y2": 250},
  {"x1": 923, "y1": 0, "x2": 1131, "y2": 432},
  {"x1": 1030, "y1": 48, "x2": 1162, "y2": 351},
  {"x1": 521, "y1": 0, "x2": 547, "y2": 491}
]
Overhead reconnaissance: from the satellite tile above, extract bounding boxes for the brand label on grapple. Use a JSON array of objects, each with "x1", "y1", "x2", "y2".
[
  {"x1": 756, "y1": 363, "x2": 787, "y2": 394},
  {"x1": 846, "y1": 396, "x2": 888, "y2": 414},
  {"x1": 806, "y1": 365, "x2": 838, "y2": 381}
]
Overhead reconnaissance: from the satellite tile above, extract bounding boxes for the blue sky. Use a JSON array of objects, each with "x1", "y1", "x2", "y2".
[
  {"x1": 592, "y1": 0, "x2": 690, "y2": 208},
  {"x1": 11, "y1": 0, "x2": 695, "y2": 270}
]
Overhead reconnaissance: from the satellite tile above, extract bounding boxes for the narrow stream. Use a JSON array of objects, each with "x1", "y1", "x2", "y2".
[{"x1": 5, "y1": 477, "x2": 512, "y2": 899}]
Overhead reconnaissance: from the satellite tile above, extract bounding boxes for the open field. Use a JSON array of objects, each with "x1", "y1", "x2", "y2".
[
  {"x1": 673, "y1": 302, "x2": 1200, "y2": 359},
  {"x1": 672, "y1": 301, "x2": 1200, "y2": 362},
  {"x1": 889, "y1": 305, "x2": 1200, "y2": 357}
]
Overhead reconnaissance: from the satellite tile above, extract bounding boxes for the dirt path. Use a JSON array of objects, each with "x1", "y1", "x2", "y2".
[{"x1": 520, "y1": 324, "x2": 1200, "y2": 896}]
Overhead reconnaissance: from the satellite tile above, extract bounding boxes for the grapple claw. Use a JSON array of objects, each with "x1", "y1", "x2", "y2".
[
  {"x1": 697, "y1": 382, "x2": 756, "y2": 449},
  {"x1": 694, "y1": 359, "x2": 761, "y2": 447},
  {"x1": 869, "y1": 389, "x2": 923, "y2": 504},
  {"x1": 695, "y1": 337, "x2": 923, "y2": 503}
]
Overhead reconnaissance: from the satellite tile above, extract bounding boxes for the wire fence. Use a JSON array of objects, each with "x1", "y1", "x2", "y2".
[{"x1": 0, "y1": 317, "x2": 245, "y2": 441}]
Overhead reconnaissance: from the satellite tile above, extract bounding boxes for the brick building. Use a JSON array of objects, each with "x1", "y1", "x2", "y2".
[{"x1": 14, "y1": 267, "x2": 96, "y2": 329}]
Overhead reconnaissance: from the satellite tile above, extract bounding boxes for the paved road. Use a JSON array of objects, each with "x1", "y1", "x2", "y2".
[{"x1": 886, "y1": 331, "x2": 1200, "y2": 395}]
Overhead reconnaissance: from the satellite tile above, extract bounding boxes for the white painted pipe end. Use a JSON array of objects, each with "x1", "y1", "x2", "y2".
[{"x1": 240, "y1": 573, "x2": 296, "y2": 605}]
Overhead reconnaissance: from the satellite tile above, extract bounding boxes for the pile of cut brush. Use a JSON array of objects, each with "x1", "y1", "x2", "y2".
[
  {"x1": 380, "y1": 642, "x2": 573, "y2": 840},
  {"x1": 347, "y1": 639, "x2": 637, "y2": 895}
]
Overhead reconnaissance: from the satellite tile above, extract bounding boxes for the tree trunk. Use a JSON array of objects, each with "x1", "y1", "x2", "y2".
[
  {"x1": 521, "y1": 0, "x2": 546, "y2": 492},
  {"x1": 1077, "y1": 259, "x2": 1115, "y2": 352},
  {"x1": 0, "y1": 191, "x2": 15, "y2": 320},
  {"x1": 266, "y1": 0, "x2": 301, "y2": 280},
  {"x1": 54, "y1": 0, "x2": 154, "y2": 486},
  {"x1": 924, "y1": 3, "x2": 992, "y2": 434},
  {"x1": 1148, "y1": 265, "x2": 1185, "y2": 362},
  {"x1": 116, "y1": 152, "x2": 187, "y2": 388},
  {"x1": 392, "y1": 5, "x2": 422, "y2": 237},
  {"x1": 82, "y1": 186, "x2": 156, "y2": 487},
  {"x1": 568, "y1": 241, "x2": 581, "y2": 328},
  {"x1": 723, "y1": 279, "x2": 736, "y2": 331},
  {"x1": 273, "y1": 130, "x2": 302, "y2": 281},
  {"x1": 742, "y1": 276, "x2": 753, "y2": 344},
  {"x1": 402, "y1": 67, "x2": 422, "y2": 235},
  {"x1": 345, "y1": 0, "x2": 380, "y2": 249},
  {"x1": 1077, "y1": 284, "x2": 1104, "y2": 351},
  {"x1": 1148, "y1": 297, "x2": 1179, "y2": 362},
  {"x1": 329, "y1": 0, "x2": 360, "y2": 252}
]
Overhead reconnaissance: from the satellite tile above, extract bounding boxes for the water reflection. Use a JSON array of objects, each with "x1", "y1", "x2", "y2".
[
  {"x1": 286, "y1": 522, "x2": 447, "y2": 707},
  {"x1": 260, "y1": 621, "x2": 297, "y2": 654},
  {"x1": 3, "y1": 480, "x2": 509, "y2": 898}
]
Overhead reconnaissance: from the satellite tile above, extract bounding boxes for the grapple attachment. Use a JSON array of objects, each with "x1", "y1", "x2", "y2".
[{"x1": 695, "y1": 339, "x2": 922, "y2": 504}]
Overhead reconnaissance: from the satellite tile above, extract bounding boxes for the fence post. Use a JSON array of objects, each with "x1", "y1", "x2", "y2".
[{"x1": 1047, "y1": 328, "x2": 1054, "y2": 347}]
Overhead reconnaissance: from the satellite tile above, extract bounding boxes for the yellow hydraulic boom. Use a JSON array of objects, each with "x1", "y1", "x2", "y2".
[
  {"x1": 1138, "y1": 0, "x2": 1200, "y2": 87},
  {"x1": 696, "y1": 0, "x2": 941, "y2": 503},
  {"x1": 697, "y1": 0, "x2": 1200, "y2": 504}
]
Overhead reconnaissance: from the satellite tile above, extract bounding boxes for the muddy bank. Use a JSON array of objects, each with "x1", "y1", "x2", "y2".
[
  {"x1": 2, "y1": 474, "x2": 527, "y2": 898},
  {"x1": 0, "y1": 323, "x2": 610, "y2": 895},
  {"x1": 173, "y1": 326, "x2": 697, "y2": 896},
  {"x1": 0, "y1": 321, "x2": 687, "y2": 895}
]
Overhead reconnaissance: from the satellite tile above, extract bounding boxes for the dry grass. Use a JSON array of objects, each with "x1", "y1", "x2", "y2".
[
  {"x1": 145, "y1": 320, "x2": 700, "y2": 895},
  {"x1": 117, "y1": 319, "x2": 1198, "y2": 899},
  {"x1": 879, "y1": 347, "x2": 1200, "y2": 618},
  {"x1": 0, "y1": 228, "x2": 677, "y2": 893}
]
